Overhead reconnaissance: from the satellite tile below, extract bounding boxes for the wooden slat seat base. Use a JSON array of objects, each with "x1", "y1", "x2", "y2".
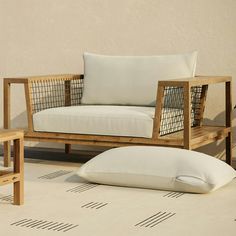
[
  {"x1": 23, "y1": 125, "x2": 230, "y2": 150},
  {"x1": 160, "y1": 126, "x2": 230, "y2": 149}
]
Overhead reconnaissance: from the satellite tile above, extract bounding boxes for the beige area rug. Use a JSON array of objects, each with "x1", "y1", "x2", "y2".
[{"x1": 0, "y1": 157, "x2": 236, "y2": 236}]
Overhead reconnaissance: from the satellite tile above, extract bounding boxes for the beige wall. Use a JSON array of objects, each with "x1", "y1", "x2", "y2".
[{"x1": 0, "y1": 0, "x2": 235, "y2": 157}]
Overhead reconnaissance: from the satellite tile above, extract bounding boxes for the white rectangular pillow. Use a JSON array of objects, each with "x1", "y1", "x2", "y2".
[
  {"x1": 82, "y1": 52, "x2": 198, "y2": 106},
  {"x1": 77, "y1": 146, "x2": 236, "y2": 193}
]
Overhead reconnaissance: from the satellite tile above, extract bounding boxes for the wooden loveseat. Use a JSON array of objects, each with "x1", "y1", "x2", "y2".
[{"x1": 3, "y1": 53, "x2": 232, "y2": 166}]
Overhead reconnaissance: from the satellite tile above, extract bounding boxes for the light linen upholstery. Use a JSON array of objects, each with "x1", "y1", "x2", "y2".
[
  {"x1": 33, "y1": 105, "x2": 155, "y2": 138},
  {"x1": 77, "y1": 146, "x2": 236, "y2": 193},
  {"x1": 82, "y1": 52, "x2": 198, "y2": 106},
  {"x1": 33, "y1": 106, "x2": 185, "y2": 138}
]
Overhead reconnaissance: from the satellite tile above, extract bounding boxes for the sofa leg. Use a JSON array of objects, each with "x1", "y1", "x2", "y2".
[
  {"x1": 65, "y1": 144, "x2": 71, "y2": 154},
  {"x1": 225, "y1": 133, "x2": 232, "y2": 166}
]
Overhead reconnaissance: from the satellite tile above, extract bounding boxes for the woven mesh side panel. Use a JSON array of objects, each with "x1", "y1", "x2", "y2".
[
  {"x1": 160, "y1": 86, "x2": 203, "y2": 136},
  {"x1": 30, "y1": 77, "x2": 83, "y2": 114},
  {"x1": 191, "y1": 86, "x2": 203, "y2": 126}
]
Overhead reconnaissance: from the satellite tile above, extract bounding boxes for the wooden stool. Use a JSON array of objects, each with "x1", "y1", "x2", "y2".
[{"x1": 0, "y1": 129, "x2": 24, "y2": 205}]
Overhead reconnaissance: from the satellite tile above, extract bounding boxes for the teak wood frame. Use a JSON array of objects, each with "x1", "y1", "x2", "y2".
[{"x1": 3, "y1": 75, "x2": 232, "y2": 166}]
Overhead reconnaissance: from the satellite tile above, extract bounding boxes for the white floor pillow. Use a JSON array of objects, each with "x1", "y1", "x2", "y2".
[{"x1": 77, "y1": 146, "x2": 236, "y2": 193}]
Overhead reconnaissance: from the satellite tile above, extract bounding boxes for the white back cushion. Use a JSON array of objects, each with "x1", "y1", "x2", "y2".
[
  {"x1": 82, "y1": 52, "x2": 197, "y2": 106},
  {"x1": 77, "y1": 146, "x2": 236, "y2": 193}
]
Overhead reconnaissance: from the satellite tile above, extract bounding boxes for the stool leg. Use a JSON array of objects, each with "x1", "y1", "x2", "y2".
[
  {"x1": 13, "y1": 138, "x2": 24, "y2": 205},
  {"x1": 3, "y1": 141, "x2": 11, "y2": 167}
]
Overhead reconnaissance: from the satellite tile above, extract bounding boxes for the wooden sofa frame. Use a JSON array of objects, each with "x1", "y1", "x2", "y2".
[{"x1": 3, "y1": 75, "x2": 232, "y2": 166}]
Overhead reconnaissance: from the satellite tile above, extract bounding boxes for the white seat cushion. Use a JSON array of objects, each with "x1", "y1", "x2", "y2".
[
  {"x1": 82, "y1": 52, "x2": 198, "y2": 106},
  {"x1": 33, "y1": 105, "x2": 155, "y2": 138},
  {"x1": 33, "y1": 106, "x2": 184, "y2": 137}
]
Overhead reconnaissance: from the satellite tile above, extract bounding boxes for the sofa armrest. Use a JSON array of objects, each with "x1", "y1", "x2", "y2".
[
  {"x1": 152, "y1": 75, "x2": 231, "y2": 141},
  {"x1": 158, "y1": 75, "x2": 231, "y2": 87},
  {"x1": 25, "y1": 74, "x2": 83, "y2": 113},
  {"x1": 4, "y1": 74, "x2": 83, "y2": 132}
]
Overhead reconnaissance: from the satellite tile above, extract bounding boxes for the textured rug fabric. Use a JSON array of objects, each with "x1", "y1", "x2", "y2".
[{"x1": 0, "y1": 158, "x2": 236, "y2": 236}]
